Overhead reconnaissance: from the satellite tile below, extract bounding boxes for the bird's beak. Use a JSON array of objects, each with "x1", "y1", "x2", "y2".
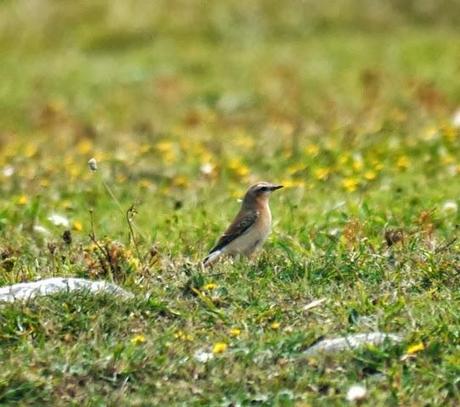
[{"x1": 270, "y1": 184, "x2": 284, "y2": 191}]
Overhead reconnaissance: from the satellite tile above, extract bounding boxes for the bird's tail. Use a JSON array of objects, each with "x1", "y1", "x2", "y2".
[{"x1": 202, "y1": 250, "x2": 222, "y2": 267}]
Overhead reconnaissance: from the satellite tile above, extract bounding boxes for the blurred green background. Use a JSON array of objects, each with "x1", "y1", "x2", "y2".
[{"x1": 1, "y1": 0, "x2": 459, "y2": 134}]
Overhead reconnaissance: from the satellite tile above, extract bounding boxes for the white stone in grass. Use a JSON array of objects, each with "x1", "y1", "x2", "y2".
[
  {"x1": 346, "y1": 384, "x2": 367, "y2": 402},
  {"x1": 303, "y1": 332, "x2": 402, "y2": 356},
  {"x1": 0, "y1": 277, "x2": 133, "y2": 303}
]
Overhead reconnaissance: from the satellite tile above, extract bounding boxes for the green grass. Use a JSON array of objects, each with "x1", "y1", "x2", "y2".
[{"x1": 1, "y1": 0, "x2": 460, "y2": 405}]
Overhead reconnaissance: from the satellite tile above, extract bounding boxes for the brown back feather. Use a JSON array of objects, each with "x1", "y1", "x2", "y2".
[{"x1": 208, "y1": 210, "x2": 259, "y2": 254}]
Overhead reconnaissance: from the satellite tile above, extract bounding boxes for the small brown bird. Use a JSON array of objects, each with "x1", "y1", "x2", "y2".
[{"x1": 203, "y1": 182, "x2": 283, "y2": 266}]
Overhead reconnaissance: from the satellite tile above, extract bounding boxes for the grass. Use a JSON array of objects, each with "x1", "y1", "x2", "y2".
[{"x1": 0, "y1": 0, "x2": 460, "y2": 405}]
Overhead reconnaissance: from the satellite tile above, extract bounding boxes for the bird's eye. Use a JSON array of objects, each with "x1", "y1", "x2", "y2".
[{"x1": 259, "y1": 186, "x2": 268, "y2": 192}]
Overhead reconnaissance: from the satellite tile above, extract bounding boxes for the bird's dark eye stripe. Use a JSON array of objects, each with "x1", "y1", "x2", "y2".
[{"x1": 259, "y1": 186, "x2": 268, "y2": 191}]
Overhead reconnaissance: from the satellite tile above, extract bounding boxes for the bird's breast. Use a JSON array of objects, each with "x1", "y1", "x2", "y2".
[{"x1": 225, "y1": 205, "x2": 272, "y2": 256}]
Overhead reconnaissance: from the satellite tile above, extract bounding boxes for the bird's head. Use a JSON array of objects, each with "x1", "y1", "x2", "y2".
[{"x1": 243, "y1": 182, "x2": 283, "y2": 207}]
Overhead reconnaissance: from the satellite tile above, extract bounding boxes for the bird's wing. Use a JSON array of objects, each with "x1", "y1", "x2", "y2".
[{"x1": 208, "y1": 210, "x2": 259, "y2": 254}]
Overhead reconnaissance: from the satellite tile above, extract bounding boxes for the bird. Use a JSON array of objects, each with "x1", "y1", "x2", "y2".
[{"x1": 203, "y1": 182, "x2": 283, "y2": 266}]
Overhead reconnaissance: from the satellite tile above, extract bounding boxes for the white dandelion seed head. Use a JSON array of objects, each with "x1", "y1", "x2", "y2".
[
  {"x1": 88, "y1": 158, "x2": 98, "y2": 172},
  {"x1": 442, "y1": 200, "x2": 458, "y2": 215},
  {"x1": 193, "y1": 349, "x2": 214, "y2": 363},
  {"x1": 200, "y1": 163, "x2": 214, "y2": 176},
  {"x1": 2, "y1": 166, "x2": 14, "y2": 177},
  {"x1": 452, "y1": 108, "x2": 460, "y2": 128},
  {"x1": 328, "y1": 228, "x2": 340, "y2": 238},
  {"x1": 48, "y1": 213, "x2": 70, "y2": 228}
]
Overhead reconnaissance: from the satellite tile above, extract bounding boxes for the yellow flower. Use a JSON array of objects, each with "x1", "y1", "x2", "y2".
[
  {"x1": 130, "y1": 334, "x2": 146, "y2": 345},
  {"x1": 212, "y1": 342, "x2": 228, "y2": 354},
  {"x1": 442, "y1": 125, "x2": 457, "y2": 142},
  {"x1": 138, "y1": 179, "x2": 152, "y2": 189},
  {"x1": 406, "y1": 342, "x2": 425, "y2": 355},
  {"x1": 314, "y1": 167, "x2": 330, "y2": 181},
  {"x1": 172, "y1": 175, "x2": 189, "y2": 188},
  {"x1": 342, "y1": 178, "x2": 359, "y2": 192},
  {"x1": 338, "y1": 154, "x2": 350, "y2": 166},
  {"x1": 441, "y1": 154, "x2": 454, "y2": 165},
  {"x1": 155, "y1": 141, "x2": 175, "y2": 153},
  {"x1": 77, "y1": 139, "x2": 93, "y2": 155},
  {"x1": 396, "y1": 156, "x2": 410, "y2": 170},
  {"x1": 280, "y1": 179, "x2": 304, "y2": 189},
  {"x1": 287, "y1": 163, "x2": 305, "y2": 174},
  {"x1": 423, "y1": 126, "x2": 439, "y2": 141},
  {"x1": 352, "y1": 159, "x2": 364, "y2": 172},
  {"x1": 128, "y1": 256, "x2": 140, "y2": 270},
  {"x1": 24, "y1": 143, "x2": 38, "y2": 158},
  {"x1": 139, "y1": 144, "x2": 151, "y2": 154},
  {"x1": 229, "y1": 328, "x2": 241, "y2": 337},
  {"x1": 373, "y1": 161, "x2": 384, "y2": 171},
  {"x1": 174, "y1": 330, "x2": 193, "y2": 341},
  {"x1": 234, "y1": 133, "x2": 255, "y2": 149},
  {"x1": 72, "y1": 221, "x2": 83, "y2": 232},
  {"x1": 203, "y1": 283, "x2": 217, "y2": 290},
  {"x1": 270, "y1": 322, "x2": 281, "y2": 330},
  {"x1": 155, "y1": 141, "x2": 177, "y2": 163},
  {"x1": 305, "y1": 144, "x2": 320, "y2": 156},
  {"x1": 62, "y1": 200, "x2": 73, "y2": 210},
  {"x1": 17, "y1": 195, "x2": 28, "y2": 205},
  {"x1": 364, "y1": 170, "x2": 377, "y2": 181},
  {"x1": 64, "y1": 157, "x2": 81, "y2": 180},
  {"x1": 230, "y1": 189, "x2": 243, "y2": 199},
  {"x1": 116, "y1": 174, "x2": 127, "y2": 183},
  {"x1": 228, "y1": 158, "x2": 250, "y2": 178},
  {"x1": 39, "y1": 179, "x2": 50, "y2": 188}
]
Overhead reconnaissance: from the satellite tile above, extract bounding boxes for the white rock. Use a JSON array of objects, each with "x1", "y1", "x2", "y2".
[
  {"x1": 0, "y1": 277, "x2": 133, "y2": 303},
  {"x1": 304, "y1": 332, "x2": 402, "y2": 356},
  {"x1": 346, "y1": 384, "x2": 367, "y2": 402}
]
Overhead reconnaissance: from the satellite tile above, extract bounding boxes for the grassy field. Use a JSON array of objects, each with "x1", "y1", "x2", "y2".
[{"x1": 1, "y1": 1, "x2": 460, "y2": 405}]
